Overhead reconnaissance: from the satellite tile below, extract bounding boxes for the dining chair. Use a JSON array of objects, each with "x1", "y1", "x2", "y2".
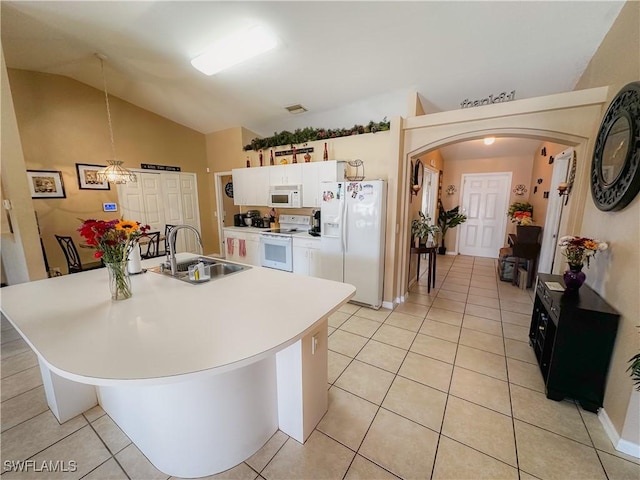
[
  {"x1": 164, "y1": 224, "x2": 177, "y2": 254},
  {"x1": 141, "y1": 232, "x2": 161, "y2": 259},
  {"x1": 54, "y1": 235, "x2": 103, "y2": 274}
]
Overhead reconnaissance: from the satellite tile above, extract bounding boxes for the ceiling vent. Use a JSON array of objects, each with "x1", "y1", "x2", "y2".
[{"x1": 285, "y1": 104, "x2": 308, "y2": 114}]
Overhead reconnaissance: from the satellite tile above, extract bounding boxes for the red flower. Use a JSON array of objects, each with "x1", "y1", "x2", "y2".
[{"x1": 94, "y1": 251, "x2": 104, "y2": 259}]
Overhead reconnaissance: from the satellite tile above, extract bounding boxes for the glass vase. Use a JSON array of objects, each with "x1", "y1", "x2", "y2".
[
  {"x1": 563, "y1": 264, "x2": 586, "y2": 294},
  {"x1": 106, "y1": 261, "x2": 132, "y2": 300}
]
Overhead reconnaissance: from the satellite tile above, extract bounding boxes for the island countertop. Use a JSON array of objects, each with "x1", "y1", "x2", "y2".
[{"x1": 0, "y1": 254, "x2": 355, "y2": 385}]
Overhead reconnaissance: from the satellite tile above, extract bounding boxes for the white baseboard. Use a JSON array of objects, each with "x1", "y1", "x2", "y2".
[
  {"x1": 382, "y1": 300, "x2": 395, "y2": 310},
  {"x1": 445, "y1": 251, "x2": 458, "y2": 256},
  {"x1": 599, "y1": 407, "x2": 640, "y2": 459}
]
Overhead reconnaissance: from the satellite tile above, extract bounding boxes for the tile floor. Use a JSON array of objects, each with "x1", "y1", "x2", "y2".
[{"x1": 2, "y1": 255, "x2": 640, "y2": 479}]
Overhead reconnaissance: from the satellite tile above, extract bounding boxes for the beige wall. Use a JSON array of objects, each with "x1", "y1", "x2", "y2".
[
  {"x1": 7, "y1": 69, "x2": 211, "y2": 273},
  {"x1": 573, "y1": 0, "x2": 640, "y2": 444},
  {"x1": 527, "y1": 141, "x2": 569, "y2": 230}
]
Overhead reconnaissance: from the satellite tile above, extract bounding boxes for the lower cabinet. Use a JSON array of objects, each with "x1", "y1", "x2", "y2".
[
  {"x1": 223, "y1": 230, "x2": 261, "y2": 266},
  {"x1": 293, "y1": 237, "x2": 321, "y2": 276}
]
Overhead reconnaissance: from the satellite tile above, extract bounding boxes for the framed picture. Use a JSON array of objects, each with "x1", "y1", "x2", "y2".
[
  {"x1": 26, "y1": 170, "x2": 66, "y2": 199},
  {"x1": 75, "y1": 163, "x2": 110, "y2": 190}
]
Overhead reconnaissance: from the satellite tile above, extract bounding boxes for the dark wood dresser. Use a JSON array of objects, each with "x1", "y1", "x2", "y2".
[{"x1": 529, "y1": 273, "x2": 620, "y2": 412}]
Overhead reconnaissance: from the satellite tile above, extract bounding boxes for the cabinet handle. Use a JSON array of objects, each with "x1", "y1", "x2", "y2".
[{"x1": 538, "y1": 325, "x2": 545, "y2": 332}]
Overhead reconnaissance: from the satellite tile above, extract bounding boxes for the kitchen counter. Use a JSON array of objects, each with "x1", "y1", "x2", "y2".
[
  {"x1": 1, "y1": 254, "x2": 355, "y2": 477},
  {"x1": 223, "y1": 225, "x2": 271, "y2": 233}
]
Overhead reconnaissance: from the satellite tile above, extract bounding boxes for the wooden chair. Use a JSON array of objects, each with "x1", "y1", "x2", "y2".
[
  {"x1": 141, "y1": 232, "x2": 162, "y2": 259},
  {"x1": 164, "y1": 224, "x2": 177, "y2": 254},
  {"x1": 54, "y1": 235, "x2": 103, "y2": 274}
]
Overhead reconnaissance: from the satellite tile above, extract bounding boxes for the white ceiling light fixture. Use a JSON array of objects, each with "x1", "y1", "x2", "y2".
[
  {"x1": 483, "y1": 137, "x2": 496, "y2": 145},
  {"x1": 95, "y1": 54, "x2": 137, "y2": 184},
  {"x1": 191, "y1": 25, "x2": 278, "y2": 76}
]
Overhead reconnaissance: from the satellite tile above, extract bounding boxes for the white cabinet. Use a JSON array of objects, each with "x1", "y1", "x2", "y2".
[
  {"x1": 223, "y1": 229, "x2": 261, "y2": 266},
  {"x1": 232, "y1": 168, "x2": 269, "y2": 206},
  {"x1": 301, "y1": 161, "x2": 346, "y2": 208},
  {"x1": 293, "y1": 237, "x2": 321, "y2": 276},
  {"x1": 269, "y1": 164, "x2": 302, "y2": 186}
]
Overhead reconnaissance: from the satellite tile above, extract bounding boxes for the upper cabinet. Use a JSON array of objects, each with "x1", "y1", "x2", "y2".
[
  {"x1": 269, "y1": 164, "x2": 302, "y2": 186},
  {"x1": 232, "y1": 167, "x2": 269, "y2": 206},
  {"x1": 302, "y1": 161, "x2": 346, "y2": 208}
]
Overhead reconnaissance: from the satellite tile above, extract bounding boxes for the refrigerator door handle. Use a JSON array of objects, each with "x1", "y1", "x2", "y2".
[{"x1": 340, "y1": 195, "x2": 347, "y2": 253}]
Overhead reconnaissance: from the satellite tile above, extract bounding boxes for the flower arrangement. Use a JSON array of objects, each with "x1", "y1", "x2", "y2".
[
  {"x1": 558, "y1": 235, "x2": 608, "y2": 267},
  {"x1": 508, "y1": 202, "x2": 534, "y2": 225},
  {"x1": 78, "y1": 219, "x2": 149, "y2": 264}
]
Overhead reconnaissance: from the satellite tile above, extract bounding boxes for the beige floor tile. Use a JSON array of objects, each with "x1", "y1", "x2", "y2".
[
  {"x1": 443, "y1": 275, "x2": 471, "y2": 286},
  {"x1": 426, "y1": 307, "x2": 464, "y2": 326},
  {"x1": 503, "y1": 323, "x2": 530, "y2": 342},
  {"x1": 432, "y1": 436, "x2": 518, "y2": 480},
  {"x1": 466, "y1": 294, "x2": 500, "y2": 309},
  {"x1": 473, "y1": 266, "x2": 496, "y2": 275},
  {"x1": 7, "y1": 425, "x2": 112, "y2": 479},
  {"x1": 0, "y1": 410, "x2": 86, "y2": 463},
  {"x1": 339, "y1": 303, "x2": 361, "y2": 315},
  {"x1": 335, "y1": 360, "x2": 395, "y2": 405},
  {"x1": 116, "y1": 443, "x2": 169, "y2": 480},
  {"x1": 405, "y1": 292, "x2": 433, "y2": 306},
  {"x1": 83, "y1": 405, "x2": 106, "y2": 422},
  {"x1": 1, "y1": 385, "x2": 48, "y2": 432},
  {"x1": 436, "y1": 289, "x2": 468, "y2": 302},
  {"x1": 393, "y1": 301, "x2": 429, "y2": 318},
  {"x1": 371, "y1": 324, "x2": 417, "y2": 350},
  {"x1": 328, "y1": 350, "x2": 352, "y2": 383},
  {"x1": 419, "y1": 319, "x2": 461, "y2": 343},
  {"x1": 598, "y1": 451, "x2": 640, "y2": 480},
  {"x1": 578, "y1": 409, "x2": 640, "y2": 465},
  {"x1": 355, "y1": 340, "x2": 406, "y2": 373},
  {"x1": 438, "y1": 284, "x2": 470, "y2": 296},
  {"x1": 462, "y1": 315, "x2": 503, "y2": 336},
  {"x1": 510, "y1": 384, "x2": 591, "y2": 445},
  {"x1": 469, "y1": 286, "x2": 499, "y2": 298},
  {"x1": 499, "y1": 290, "x2": 533, "y2": 304},
  {"x1": 449, "y1": 366, "x2": 511, "y2": 416},
  {"x1": 1, "y1": 328, "x2": 22, "y2": 345},
  {"x1": 92, "y1": 414, "x2": 132, "y2": 454},
  {"x1": 459, "y1": 328, "x2": 504, "y2": 355},
  {"x1": 84, "y1": 458, "x2": 129, "y2": 479},
  {"x1": 501, "y1": 310, "x2": 532, "y2": 327},
  {"x1": 464, "y1": 303, "x2": 501, "y2": 321},
  {"x1": 263, "y1": 431, "x2": 354, "y2": 480},
  {"x1": 360, "y1": 408, "x2": 438, "y2": 480},
  {"x1": 328, "y1": 330, "x2": 368, "y2": 358},
  {"x1": 353, "y1": 307, "x2": 392, "y2": 322},
  {"x1": 384, "y1": 312, "x2": 423, "y2": 332},
  {"x1": 344, "y1": 454, "x2": 398, "y2": 480},
  {"x1": 455, "y1": 345, "x2": 507, "y2": 381},
  {"x1": 178, "y1": 462, "x2": 258, "y2": 480},
  {"x1": 507, "y1": 357, "x2": 545, "y2": 393},
  {"x1": 442, "y1": 396, "x2": 517, "y2": 467},
  {"x1": 518, "y1": 472, "x2": 539, "y2": 480},
  {"x1": 410, "y1": 333, "x2": 457, "y2": 364},
  {"x1": 1, "y1": 338, "x2": 31, "y2": 360},
  {"x1": 382, "y1": 376, "x2": 447, "y2": 432},
  {"x1": 1, "y1": 349, "x2": 38, "y2": 379},
  {"x1": 504, "y1": 338, "x2": 537, "y2": 364},
  {"x1": 245, "y1": 430, "x2": 288, "y2": 473},
  {"x1": 470, "y1": 278, "x2": 497, "y2": 289},
  {"x1": 340, "y1": 316, "x2": 382, "y2": 337},
  {"x1": 515, "y1": 420, "x2": 607, "y2": 480},
  {"x1": 1, "y1": 366, "x2": 43, "y2": 402},
  {"x1": 317, "y1": 387, "x2": 378, "y2": 450},
  {"x1": 500, "y1": 299, "x2": 533, "y2": 315},
  {"x1": 399, "y1": 352, "x2": 453, "y2": 393},
  {"x1": 328, "y1": 311, "x2": 351, "y2": 328},
  {"x1": 328, "y1": 326, "x2": 336, "y2": 336}
]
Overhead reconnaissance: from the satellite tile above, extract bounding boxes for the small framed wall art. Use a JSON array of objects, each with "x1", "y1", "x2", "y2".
[
  {"x1": 76, "y1": 163, "x2": 110, "y2": 190},
  {"x1": 26, "y1": 170, "x2": 66, "y2": 199}
]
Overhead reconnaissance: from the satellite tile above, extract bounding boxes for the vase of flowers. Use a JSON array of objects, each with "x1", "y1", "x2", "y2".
[
  {"x1": 557, "y1": 235, "x2": 608, "y2": 293},
  {"x1": 508, "y1": 202, "x2": 534, "y2": 226},
  {"x1": 78, "y1": 219, "x2": 149, "y2": 300}
]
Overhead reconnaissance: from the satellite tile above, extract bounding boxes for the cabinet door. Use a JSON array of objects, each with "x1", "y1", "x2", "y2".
[
  {"x1": 284, "y1": 164, "x2": 303, "y2": 185},
  {"x1": 232, "y1": 169, "x2": 248, "y2": 206},
  {"x1": 293, "y1": 246, "x2": 310, "y2": 275},
  {"x1": 247, "y1": 168, "x2": 270, "y2": 206},
  {"x1": 269, "y1": 165, "x2": 287, "y2": 186},
  {"x1": 302, "y1": 163, "x2": 320, "y2": 207},
  {"x1": 244, "y1": 233, "x2": 261, "y2": 266},
  {"x1": 308, "y1": 247, "x2": 322, "y2": 277}
]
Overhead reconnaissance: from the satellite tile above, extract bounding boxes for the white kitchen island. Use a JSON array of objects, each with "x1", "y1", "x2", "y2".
[{"x1": 0, "y1": 254, "x2": 355, "y2": 478}]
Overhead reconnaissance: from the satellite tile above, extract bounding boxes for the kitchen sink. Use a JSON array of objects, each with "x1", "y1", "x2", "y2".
[{"x1": 148, "y1": 256, "x2": 249, "y2": 284}]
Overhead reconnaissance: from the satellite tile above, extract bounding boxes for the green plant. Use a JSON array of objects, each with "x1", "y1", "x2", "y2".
[
  {"x1": 508, "y1": 202, "x2": 533, "y2": 222},
  {"x1": 629, "y1": 352, "x2": 640, "y2": 391},
  {"x1": 411, "y1": 211, "x2": 439, "y2": 244},
  {"x1": 437, "y1": 202, "x2": 467, "y2": 249}
]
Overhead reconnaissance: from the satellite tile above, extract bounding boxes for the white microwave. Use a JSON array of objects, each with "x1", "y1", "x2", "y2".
[{"x1": 269, "y1": 185, "x2": 302, "y2": 208}]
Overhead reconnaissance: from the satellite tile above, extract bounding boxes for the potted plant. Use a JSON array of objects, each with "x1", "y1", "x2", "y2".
[
  {"x1": 411, "y1": 211, "x2": 439, "y2": 246},
  {"x1": 629, "y1": 347, "x2": 640, "y2": 391},
  {"x1": 508, "y1": 202, "x2": 534, "y2": 225},
  {"x1": 437, "y1": 202, "x2": 467, "y2": 255}
]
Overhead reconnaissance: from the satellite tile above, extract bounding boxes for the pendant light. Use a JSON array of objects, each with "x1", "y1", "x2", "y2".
[{"x1": 95, "y1": 54, "x2": 136, "y2": 184}]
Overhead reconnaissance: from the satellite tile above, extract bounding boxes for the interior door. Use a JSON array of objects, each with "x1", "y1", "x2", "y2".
[
  {"x1": 538, "y1": 148, "x2": 573, "y2": 273},
  {"x1": 162, "y1": 173, "x2": 185, "y2": 252},
  {"x1": 458, "y1": 173, "x2": 511, "y2": 258},
  {"x1": 180, "y1": 173, "x2": 201, "y2": 253},
  {"x1": 140, "y1": 173, "x2": 165, "y2": 232}
]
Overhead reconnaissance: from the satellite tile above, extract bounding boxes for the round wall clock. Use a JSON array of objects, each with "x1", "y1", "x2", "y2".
[
  {"x1": 224, "y1": 182, "x2": 234, "y2": 198},
  {"x1": 591, "y1": 81, "x2": 640, "y2": 211}
]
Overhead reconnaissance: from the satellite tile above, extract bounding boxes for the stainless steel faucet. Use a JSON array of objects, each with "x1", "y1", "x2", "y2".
[{"x1": 166, "y1": 225, "x2": 204, "y2": 276}]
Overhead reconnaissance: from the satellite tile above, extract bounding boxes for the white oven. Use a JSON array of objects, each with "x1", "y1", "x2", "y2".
[{"x1": 260, "y1": 233, "x2": 293, "y2": 272}]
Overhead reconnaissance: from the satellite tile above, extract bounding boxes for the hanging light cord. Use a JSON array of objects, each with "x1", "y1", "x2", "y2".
[{"x1": 100, "y1": 58, "x2": 117, "y2": 161}]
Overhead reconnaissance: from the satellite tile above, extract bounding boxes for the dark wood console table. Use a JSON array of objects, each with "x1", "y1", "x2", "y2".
[
  {"x1": 410, "y1": 243, "x2": 437, "y2": 293},
  {"x1": 529, "y1": 273, "x2": 620, "y2": 412}
]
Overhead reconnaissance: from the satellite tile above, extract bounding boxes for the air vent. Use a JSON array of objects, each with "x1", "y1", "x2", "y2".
[{"x1": 285, "y1": 104, "x2": 308, "y2": 114}]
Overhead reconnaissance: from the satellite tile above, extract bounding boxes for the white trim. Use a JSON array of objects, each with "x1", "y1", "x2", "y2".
[
  {"x1": 599, "y1": 407, "x2": 640, "y2": 459},
  {"x1": 382, "y1": 300, "x2": 395, "y2": 310},
  {"x1": 214, "y1": 171, "x2": 232, "y2": 256}
]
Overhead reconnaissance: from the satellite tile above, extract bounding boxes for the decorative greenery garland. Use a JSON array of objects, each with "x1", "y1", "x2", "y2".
[{"x1": 243, "y1": 118, "x2": 391, "y2": 151}]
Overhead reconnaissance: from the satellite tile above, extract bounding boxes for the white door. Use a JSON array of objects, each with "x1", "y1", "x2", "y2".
[
  {"x1": 180, "y1": 173, "x2": 201, "y2": 253},
  {"x1": 117, "y1": 178, "x2": 146, "y2": 224},
  {"x1": 458, "y1": 173, "x2": 511, "y2": 258},
  {"x1": 140, "y1": 173, "x2": 165, "y2": 232},
  {"x1": 162, "y1": 173, "x2": 185, "y2": 252},
  {"x1": 538, "y1": 149, "x2": 573, "y2": 273}
]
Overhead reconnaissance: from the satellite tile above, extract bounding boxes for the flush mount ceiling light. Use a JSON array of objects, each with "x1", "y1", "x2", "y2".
[
  {"x1": 285, "y1": 104, "x2": 308, "y2": 115},
  {"x1": 483, "y1": 137, "x2": 496, "y2": 145},
  {"x1": 191, "y1": 25, "x2": 278, "y2": 76},
  {"x1": 95, "y1": 54, "x2": 136, "y2": 184}
]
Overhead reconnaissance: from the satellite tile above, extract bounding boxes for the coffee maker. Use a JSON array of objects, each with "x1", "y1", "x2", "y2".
[
  {"x1": 310, "y1": 210, "x2": 321, "y2": 236},
  {"x1": 233, "y1": 213, "x2": 246, "y2": 227}
]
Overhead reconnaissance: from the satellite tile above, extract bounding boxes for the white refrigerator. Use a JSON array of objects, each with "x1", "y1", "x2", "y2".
[{"x1": 319, "y1": 180, "x2": 387, "y2": 309}]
